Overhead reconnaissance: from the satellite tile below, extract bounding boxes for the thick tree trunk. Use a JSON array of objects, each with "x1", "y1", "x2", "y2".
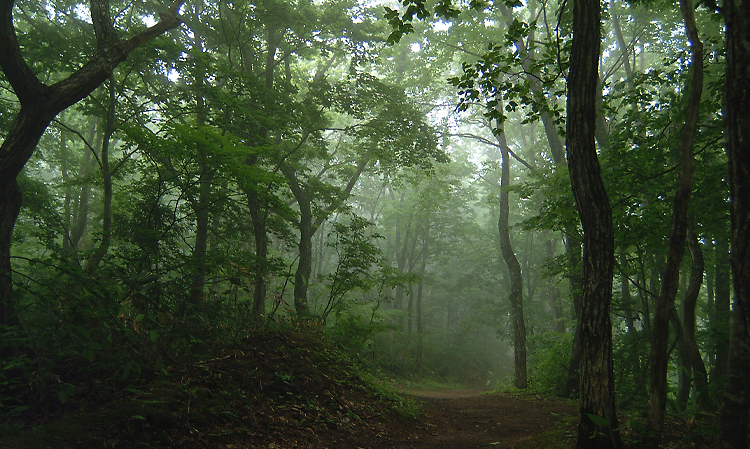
[
  {"x1": 718, "y1": 0, "x2": 750, "y2": 446},
  {"x1": 566, "y1": 0, "x2": 621, "y2": 446},
  {"x1": 0, "y1": 179, "x2": 21, "y2": 327},
  {"x1": 646, "y1": 0, "x2": 703, "y2": 435},
  {"x1": 496, "y1": 125, "x2": 527, "y2": 389}
]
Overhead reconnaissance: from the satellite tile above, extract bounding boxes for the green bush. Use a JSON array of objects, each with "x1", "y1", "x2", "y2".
[{"x1": 527, "y1": 332, "x2": 573, "y2": 393}]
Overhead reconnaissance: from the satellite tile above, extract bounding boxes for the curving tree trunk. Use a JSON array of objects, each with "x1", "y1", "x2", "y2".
[{"x1": 566, "y1": 0, "x2": 621, "y2": 446}]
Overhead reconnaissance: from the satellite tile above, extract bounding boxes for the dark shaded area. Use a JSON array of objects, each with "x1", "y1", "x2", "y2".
[{"x1": 0, "y1": 328, "x2": 418, "y2": 448}]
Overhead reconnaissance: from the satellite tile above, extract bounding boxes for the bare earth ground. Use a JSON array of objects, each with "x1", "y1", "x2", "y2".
[{"x1": 390, "y1": 389, "x2": 578, "y2": 449}]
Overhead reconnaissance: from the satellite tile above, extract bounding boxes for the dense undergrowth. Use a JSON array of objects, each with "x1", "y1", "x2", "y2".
[{"x1": 0, "y1": 324, "x2": 421, "y2": 448}]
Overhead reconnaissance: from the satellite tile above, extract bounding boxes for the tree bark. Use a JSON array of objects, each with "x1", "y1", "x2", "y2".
[
  {"x1": 561, "y1": 233, "x2": 583, "y2": 398},
  {"x1": 414, "y1": 224, "x2": 429, "y2": 373},
  {"x1": 496, "y1": 124, "x2": 527, "y2": 390},
  {"x1": 566, "y1": 0, "x2": 621, "y2": 446},
  {"x1": 87, "y1": 77, "x2": 118, "y2": 271},
  {"x1": 247, "y1": 188, "x2": 269, "y2": 318},
  {"x1": 187, "y1": 26, "x2": 212, "y2": 306},
  {"x1": 718, "y1": 0, "x2": 750, "y2": 446},
  {"x1": 546, "y1": 236, "x2": 566, "y2": 333},
  {"x1": 681, "y1": 224, "x2": 712, "y2": 410},
  {"x1": 646, "y1": 0, "x2": 703, "y2": 435},
  {"x1": 0, "y1": 0, "x2": 185, "y2": 326},
  {"x1": 712, "y1": 233, "x2": 731, "y2": 383},
  {"x1": 620, "y1": 250, "x2": 636, "y2": 333},
  {"x1": 671, "y1": 307, "x2": 691, "y2": 409},
  {"x1": 283, "y1": 169, "x2": 313, "y2": 318},
  {"x1": 188, "y1": 163, "x2": 214, "y2": 305}
]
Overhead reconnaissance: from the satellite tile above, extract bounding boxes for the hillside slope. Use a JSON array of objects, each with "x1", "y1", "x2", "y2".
[{"x1": 0, "y1": 329, "x2": 417, "y2": 448}]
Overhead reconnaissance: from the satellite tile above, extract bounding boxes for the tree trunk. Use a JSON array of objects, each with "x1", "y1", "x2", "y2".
[
  {"x1": 546, "y1": 237, "x2": 566, "y2": 333},
  {"x1": 561, "y1": 233, "x2": 583, "y2": 398},
  {"x1": 87, "y1": 77, "x2": 118, "y2": 271},
  {"x1": 566, "y1": 0, "x2": 621, "y2": 446},
  {"x1": 682, "y1": 225, "x2": 712, "y2": 410},
  {"x1": 496, "y1": 124, "x2": 527, "y2": 390},
  {"x1": 670, "y1": 307, "x2": 690, "y2": 408},
  {"x1": 620, "y1": 251, "x2": 636, "y2": 333},
  {"x1": 0, "y1": 179, "x2": 21, "y2": 327},
  {"x1": 293, "y1": 186, "x2": 313, "y2": 318},
  {"x1": 718, "y1": 0, "x2": 750, "y2": 446},
  {"x1": 712, "y1": 233, "x2": 731, "y2": 383},
  {"x1": 646, "y1": 0, "x2": 703, "y2": 435},
  {"x1": 187, "y1": 27, "x2": 212, "y2": 307},
  {"x1": 415, "y1": 225, "x2": 429, "y2": 374},
  {"x1": 69, "y1": 148, "x2": 94, "y2": 251},
  {"x1": 247, "y1": 189, "x2": 269, "y2": 318},
  {"x1": 188, "y1": 164, "x2": 214, "y2": 305},
  {"x1": 283, "y1": 156, "x2": 368, "y2": 318}
]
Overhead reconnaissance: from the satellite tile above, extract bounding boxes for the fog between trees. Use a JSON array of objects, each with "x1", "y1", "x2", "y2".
[{"x1": 1, "y1": 0, "x2": 749, "y2": 447}]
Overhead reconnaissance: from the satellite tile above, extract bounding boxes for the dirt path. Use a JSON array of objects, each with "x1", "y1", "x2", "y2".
[{"x1": 391, "y1": 390, "x2": 578, "y2": 449}]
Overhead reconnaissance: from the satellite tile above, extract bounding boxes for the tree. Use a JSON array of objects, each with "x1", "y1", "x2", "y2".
[
  {"x1": 717, "y1": 0, "x2": 750, "y2": 446},
  {"x1": 645, "y1": 0, "x2": 703, "y2": 436},
  {"x1": 496, "y1": 121, "x2": 527, "y2": 389},
  {"x1": 0, "y1": 0, "x2": 185, "y2": 326},
  {"x1": 565, "y1": 0, "x2": 621, "y2": 446}
]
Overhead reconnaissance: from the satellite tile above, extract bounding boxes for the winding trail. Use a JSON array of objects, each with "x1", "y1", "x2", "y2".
[{"x1": 392, "y1": 389, "x2": 577, "y2": 449}]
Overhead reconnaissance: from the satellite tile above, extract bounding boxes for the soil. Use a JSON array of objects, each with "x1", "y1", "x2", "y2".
[
  {"x1": 0, "y1": 329, "x2": 717, "y2": 448},
  {"x1": 390, "y1": 389, "x2": 578, "y2": 449}
]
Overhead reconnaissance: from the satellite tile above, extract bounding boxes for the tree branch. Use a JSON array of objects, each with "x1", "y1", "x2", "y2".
[{"x1": 0, "y1": 0, "x2": 47, "y2": 104}]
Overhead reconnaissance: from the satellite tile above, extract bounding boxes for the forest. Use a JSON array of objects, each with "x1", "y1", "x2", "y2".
[{"x1": 0, "y1": 0, "x2": 749, "y2": 447}]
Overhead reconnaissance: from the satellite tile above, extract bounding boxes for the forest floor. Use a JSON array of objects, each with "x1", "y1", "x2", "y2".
[
  {"x1": 0, "y1": 328, "x2": 718, "y2": 448},
  {"x1": 390, "y1": 388, "x2": 578, "y2": 448}
]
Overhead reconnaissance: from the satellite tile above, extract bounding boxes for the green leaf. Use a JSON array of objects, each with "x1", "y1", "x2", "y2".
[
  {"x1": 82, "y1": 347, "x2": 95, "y2": 362},
  {"x1": 585, "y1": 413, "x2": 611, "y2": 428},
  {"x1": 150, "y1": 330, "x2": 159, "y2": 342}
]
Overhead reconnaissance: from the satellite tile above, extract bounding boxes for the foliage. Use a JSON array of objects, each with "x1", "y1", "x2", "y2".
[
  {"x1": 0, "y1": 0, "x2": 738, "y2": 446},
  {"x1": 0, "y1": 326, "x2": 422, "y2": 447},
  {"x1": 319, "y1": 215, "x2": 386, "y2": 320},
  {"x1": 526, "y1": 332, "x2": 573, "y2": 394}
]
